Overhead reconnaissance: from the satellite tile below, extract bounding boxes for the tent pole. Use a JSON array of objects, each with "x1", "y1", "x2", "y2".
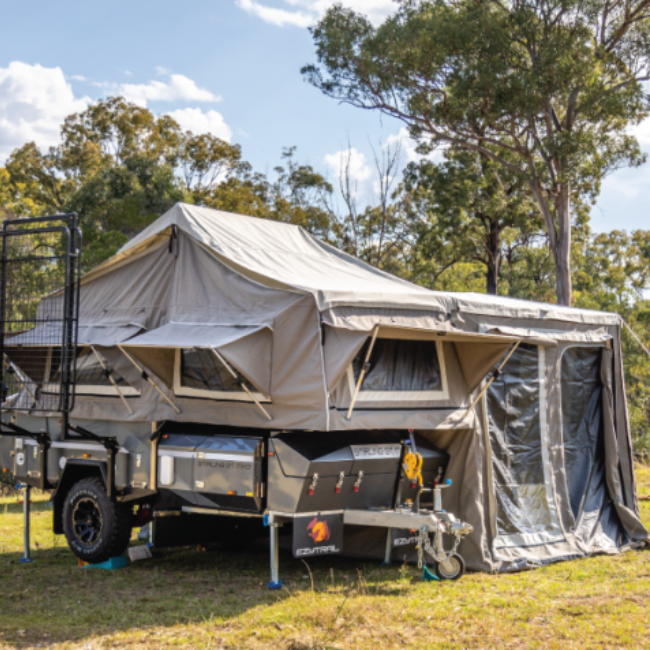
[
  {"x1": 3, "y1": 353, "x2": 41, "y2": 409},
  {"x1": 116, "y1": 344, "x2": 182, "y2": 414},
  {"x1": 621, "y1": 317, "x2": 650, "y2": 358},
  {"x1": 208, "y1": 346, "x2": 272, "y2": 421},
  {"x1": 90, "y1": 345, "x2": 133, "y2": 414},
  {"x1": 468, "y1": 340, "x2": 521, "y2": 412},
  {"x1": 346, "y1": 324, "x2": 380, "y2": 420}
]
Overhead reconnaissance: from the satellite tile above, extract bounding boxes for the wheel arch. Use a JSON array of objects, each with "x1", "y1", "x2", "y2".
[{"x1": 53, "y1": 460, "x2": 107, "y2": 535}]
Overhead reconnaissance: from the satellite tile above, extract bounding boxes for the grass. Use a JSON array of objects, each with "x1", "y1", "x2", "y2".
[{"x1": 0, "y1": 468, "x2": 648, "y2": 650}]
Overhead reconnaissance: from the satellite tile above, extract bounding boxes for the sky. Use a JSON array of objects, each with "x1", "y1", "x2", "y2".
[{"x1": 0, "y1": 0, "x2": 647, "y2": 233}]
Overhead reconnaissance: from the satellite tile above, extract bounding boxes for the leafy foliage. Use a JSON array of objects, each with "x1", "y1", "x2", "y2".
[
  {"x1": 303, "y1": 0, "x2": 650, "y2": 304},
  {"x1": 0, "y1": 98, "x2": 335, "y2": 271},
  {"x1": 0, "y1": 96, "x2": 649, "y2": 451},
  {"x1": 401, "y1": 149, "x2": 546, "y2": 294}
]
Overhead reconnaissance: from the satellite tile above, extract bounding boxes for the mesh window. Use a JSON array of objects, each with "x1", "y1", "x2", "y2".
[
  {"x1": 352, "y1": 339, "x2": 442, "y2": 392},
  {"x1": 180, "y1": 349, "x2": 244, "y2": 393},
  {"x1": 561, "y1": 347, "x2": 625, "y2": 548},
  {"x1": 50, "y1": 348, "x2": 128, "y2": 386}
]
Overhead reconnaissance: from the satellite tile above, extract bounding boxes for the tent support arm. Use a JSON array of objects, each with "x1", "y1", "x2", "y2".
[
  {"x1": 347, "y1": 324, "x2": 380, "y2": 420},
  {"x1": 116, "y1": 344, "x2": 181, "y2": 414},
  {"x1": 621, "y1": 318, "x2": 650, "y2": 358},
  {"x1": 208, "y1": 346, "x2": 272, "y2": 421},
  {"x1": 3, "y1": 353, "x2": 41, "y2": 409},
  {"x1": 90, "y1": 345, "x2": 133, "y2": 415},
  {"x1": 468, "y1": 341, "x2": 521, "y2": 412}
]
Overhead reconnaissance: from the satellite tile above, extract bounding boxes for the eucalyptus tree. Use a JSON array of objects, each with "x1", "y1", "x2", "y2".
[
  {"x1": 401, "y1": 149, "x2": 545, "y2": 294},
  {"x1": 303, "y1": 0, "x2": 650, "y2": 304}
]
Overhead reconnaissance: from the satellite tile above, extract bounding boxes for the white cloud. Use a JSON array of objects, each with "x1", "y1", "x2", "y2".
[
  {"x1": 629, "y1": 117, "x2": 650, "y2": 146},
  {"x1": 236, "y1": 0, "x2": 314, "y2": 27},
  {"x1": 155, "y1": 66, "x2": 171, "y2": 76},
  {"x1": 386, "y1": 127, "x2": 446, "y2": 164},
  {"x1": 167, "y1": 108, "x2": 232, "y2": 142},
  {"x1": 237, "y1": 0, "x2": 396, "y2": 28},
  {"x1": 0, "y1": 61, "x2": 90, "y2": 162},
  {"x1": 119, "y1": 74, "x2": 221, "y2": 106},
  {"x1": 70, "y1": 74, "x2": 86, "y2": 82},
  {"x1": 325, "y1": 147, "x2": 372, "y2": 184},
  {"x1": 0, "y1": 62, "x2": 233, "y2": 164},
  {"x1": 124, "y1": 70, "x2": 133, "y2": 76}
]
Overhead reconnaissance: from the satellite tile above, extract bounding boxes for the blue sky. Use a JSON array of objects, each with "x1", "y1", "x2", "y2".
[{"x1": 0, "y1": 0, "x2": 647, "y2": 233}]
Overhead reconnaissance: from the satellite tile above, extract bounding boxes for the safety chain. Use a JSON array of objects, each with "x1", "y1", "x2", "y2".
[{"x1": 416, "y1": 526, "x2": 462, "y2": 569}]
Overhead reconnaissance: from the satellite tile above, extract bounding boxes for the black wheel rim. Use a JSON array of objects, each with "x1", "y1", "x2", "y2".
[{"x1": 72, "y1": 498, "x2": 103, "y2": 546}]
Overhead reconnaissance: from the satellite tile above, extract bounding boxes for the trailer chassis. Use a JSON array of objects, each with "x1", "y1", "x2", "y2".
[{"x1": 265, "y1": 507, "x2": 473, "y2": 588}]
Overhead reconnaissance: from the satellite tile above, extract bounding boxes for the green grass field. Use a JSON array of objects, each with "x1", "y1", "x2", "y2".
[{"x1": 0, "y1": 468, "x2": 648, "y2": 650}]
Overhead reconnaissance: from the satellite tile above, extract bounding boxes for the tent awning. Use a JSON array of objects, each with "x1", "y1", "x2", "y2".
[
  {"x1": 120, "y1": 322, "x2": 269, "y2": 349},
  {"x1": 6, "y1": 322, "x2": 144, "y2": 348},
  {"x1": 478, "y1": 324, "x2": 612, "y2": 343},
  {"x1": 120, "y1": 322, "x2": 273, "y2": 396}
]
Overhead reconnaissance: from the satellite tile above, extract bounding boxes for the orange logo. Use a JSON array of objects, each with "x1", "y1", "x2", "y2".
[{"x1": 306, "y1": 517, "x2": 330, "y2": 543}]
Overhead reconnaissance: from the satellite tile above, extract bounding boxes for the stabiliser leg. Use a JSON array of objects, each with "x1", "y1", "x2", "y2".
[
  {"x1": 267, "y1": 523, "x2": 283, "y2": 590},
  {"x1": 19, "y1": 484, "x2": 34, "y2": 564},
  {"x1": 382, "y1": 527, "x2": 393, "y2": 566}
]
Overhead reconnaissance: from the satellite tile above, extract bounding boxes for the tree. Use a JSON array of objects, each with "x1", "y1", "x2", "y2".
[
  {"x1": 303, "y1": 0, "x2": 650, "y2": 305},
  {"x1": 179, "y1": 133, "x2": 243, "y2": 203},
  {"x1": 572, "y1": 228, "x2": 650, "y2": 453},
  {"x1": 401, "y1": 149, "x2": 545, "y2": 294},
  {"x1": 330, "y1": 140, "x2": 410, "y2": 273},
  {"x1": 2, "y1": 98, "x2": 337, "y2": 268},
  {"x1": 268, "y1": 147, "x2": 334, "y2": 239}
]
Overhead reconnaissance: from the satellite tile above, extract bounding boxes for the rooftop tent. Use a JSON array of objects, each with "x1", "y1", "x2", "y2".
[
  {"x1": 5, "y1": 202, "x2": 646, "y2": 573},
  {"x1": 6, "y1": 322, "x2": 143, "y2": 348}
]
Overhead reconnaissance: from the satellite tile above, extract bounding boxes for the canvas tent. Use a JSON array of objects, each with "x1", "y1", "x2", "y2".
[{"x1": 4, "y1": 202, "x2": 647, "y2": 572}]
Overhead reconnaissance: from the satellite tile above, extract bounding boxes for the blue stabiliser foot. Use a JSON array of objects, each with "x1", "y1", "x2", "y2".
[
  {"x1": 380, "y1": 561, "x2": 392, "y2": 566},
  {"x1": 422, "y1": 565, "x2": 440, "y2": 582},
  {"x1": 267, "y1": 580, "x2": 283, "y2": 590},
  {"x1": 83, "y1": 555, "x2": 128, "y2": 571},
  {"x1": 19, "y1": 558, "x2": 35, "y2": 564}
]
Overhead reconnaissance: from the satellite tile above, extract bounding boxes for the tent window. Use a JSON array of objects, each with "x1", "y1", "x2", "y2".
[
  {"x1": 46, "y1": 347, "x2": 139, "y2": 397},
  {"x1": 174, "y1": 349, "x2": 270, "y2": 402},
  {"x1": 180, "y1": 348, "x2": 242, "y2": 392},
  {"x1": 487, "y1": 343, "x2": 562, "y2": 546},
  {"x1": 347, "y1": 339, "x2": 448, "y2": 401},
  {"x1": 561, "y1": 346, "x2": 625, "y2": 548}
]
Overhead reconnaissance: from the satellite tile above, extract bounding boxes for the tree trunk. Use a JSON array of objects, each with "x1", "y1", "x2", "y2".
[
  {"x1": 485, "y1": 217, "x2": 501, "y2": 295},
  {"x1": 554, "y1": 184, "x2": 572, "y2": 306}
]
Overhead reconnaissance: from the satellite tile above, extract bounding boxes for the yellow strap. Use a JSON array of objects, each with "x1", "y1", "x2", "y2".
[{"x1": 403, "y1": 452, "x2": 423, "y2": 485}]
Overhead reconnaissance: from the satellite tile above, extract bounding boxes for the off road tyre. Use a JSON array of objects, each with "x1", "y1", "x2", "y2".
[{"x1": 62, "y1": 477, "x2": 132, "y2": 563}]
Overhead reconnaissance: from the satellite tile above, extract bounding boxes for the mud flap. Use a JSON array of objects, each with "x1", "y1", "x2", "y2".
[{"x1": 292, "y1": 513, "x2": 344, "y2": 557}]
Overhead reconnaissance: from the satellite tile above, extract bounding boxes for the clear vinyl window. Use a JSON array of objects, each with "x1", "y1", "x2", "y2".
[
  {"x1": 347, "y1": 339, "x2": 448, "y2": 401},
  {"x1": 173, "y1": 348, "x2": 269, "y2": 402},
  {"x1": 486, "y1": 343, "x2": 563, "y2": 549}
]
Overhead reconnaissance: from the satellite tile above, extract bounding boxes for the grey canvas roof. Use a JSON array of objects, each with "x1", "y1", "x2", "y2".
[{"x1": 84, "y1": 202, "x2": 619, "y2": 325}]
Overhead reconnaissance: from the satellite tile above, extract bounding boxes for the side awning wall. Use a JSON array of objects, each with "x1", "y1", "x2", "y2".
[{"x1": 601, "y1": 348, "x2": 648, "y2": 542}]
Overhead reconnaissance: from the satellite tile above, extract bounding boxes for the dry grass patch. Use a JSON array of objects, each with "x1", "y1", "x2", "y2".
[{"x1": 0, "y1": 467, "x2": 648, "y2": 649}]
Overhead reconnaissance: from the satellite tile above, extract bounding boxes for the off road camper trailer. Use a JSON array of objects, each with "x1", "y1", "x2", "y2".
[{"x1": 0, "y1": 204, "x2": 646, "y2": 583}]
